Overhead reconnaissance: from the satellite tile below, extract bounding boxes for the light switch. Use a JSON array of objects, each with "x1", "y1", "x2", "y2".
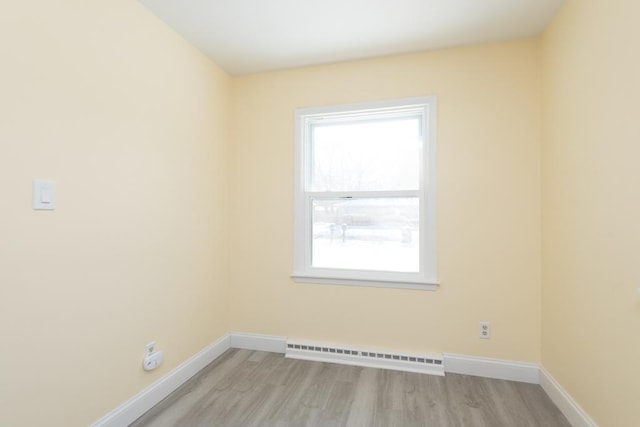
[
  {"x1": 40, "y1": 187, "x2": 52, "y2": 203},
  {"x1": 33, "y1": 180, "x2": 56, "y2": 210}
]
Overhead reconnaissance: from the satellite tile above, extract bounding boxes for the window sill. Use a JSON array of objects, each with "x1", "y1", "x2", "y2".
[{"x1": 291, "y1": 273, "x2": 440, "y2": 291}]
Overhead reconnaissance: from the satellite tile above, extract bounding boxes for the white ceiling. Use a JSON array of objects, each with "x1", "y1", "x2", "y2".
[{"x1": 139, "y1": 0, "x2": 564, "y2": 75}]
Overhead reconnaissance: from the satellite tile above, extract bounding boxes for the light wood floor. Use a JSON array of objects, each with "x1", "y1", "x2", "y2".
[{"x1": 130, "y1": 349, "x2": 570, "y2": 427}]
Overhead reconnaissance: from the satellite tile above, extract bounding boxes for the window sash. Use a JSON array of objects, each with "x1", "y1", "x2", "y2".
[
  {"x1": 310, "y1": 195, "x2": 421, "y2": 273},
  {"x1": 304, "y1": 110, "x2": 425, "y2": 193}
]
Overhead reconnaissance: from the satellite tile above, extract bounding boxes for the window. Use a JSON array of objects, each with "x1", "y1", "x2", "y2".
[{"x1": 292, "y1": 97, "x2": 438, "y2": 290}]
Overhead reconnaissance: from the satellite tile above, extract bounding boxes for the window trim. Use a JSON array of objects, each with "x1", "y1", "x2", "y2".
[{"x1": 292, "y1": 96, "x2": 438, "y2": 290}]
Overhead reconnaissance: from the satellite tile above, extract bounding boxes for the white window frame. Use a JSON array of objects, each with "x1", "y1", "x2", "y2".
[{"x1": 292, "y1": 96, "x2": 438, "y2": 290}]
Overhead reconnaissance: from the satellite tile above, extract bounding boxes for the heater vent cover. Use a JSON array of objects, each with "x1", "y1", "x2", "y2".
[{"x1": 285, "y1": 341, "x2": 444, "y2": 376}]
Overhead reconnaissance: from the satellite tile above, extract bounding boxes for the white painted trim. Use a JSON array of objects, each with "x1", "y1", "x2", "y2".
[
  {"x1": 229, "y1": 332, "x2": 287, "y2": 353},
  {"x1": 90, "y1": 334, "x2": 231, "y2": 427},
  {"x1": 539, "y1": 367, "x2": 598, "y2": 427},
  {"x1": 443, "y1": 353, "x2": 539, "y2": 384},
  {"x1": 293, "y1": 96, "x2": 438, "y2": 290},
  {"x1": 291, "y1": 273, "x2": 439, "y2": 291}
]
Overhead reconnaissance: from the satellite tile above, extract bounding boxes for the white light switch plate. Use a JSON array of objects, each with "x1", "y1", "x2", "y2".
[{"x1": 33, "y1": 180, "x2": 56, "y2": 210}]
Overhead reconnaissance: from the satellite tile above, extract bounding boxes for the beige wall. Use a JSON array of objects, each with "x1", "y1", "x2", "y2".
[
  {"x1": 8, "y1": 0, "x2": 637, "y2": 425},
  {"x1": 0, "y1": 1, "x2": 231, "y2": 426},
  {"x1": 541, "y1": 0, "x2": 640, "y2": 425},
  {"x1": 230, "y1": 40, "x2": 542, "y2": 361}
]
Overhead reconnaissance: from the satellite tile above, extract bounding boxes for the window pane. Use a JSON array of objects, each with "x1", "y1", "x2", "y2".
[
  {"x1": 312, "y1": 198, "x2": 419, "y2": 272},
  {"x1": 310, "y1": 118, "x2": 421, "y2": 192}
]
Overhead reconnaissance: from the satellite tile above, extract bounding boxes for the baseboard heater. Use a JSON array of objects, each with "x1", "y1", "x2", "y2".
[{"x1": 285, "y1": 340, "x2": 445, "y2": 376}]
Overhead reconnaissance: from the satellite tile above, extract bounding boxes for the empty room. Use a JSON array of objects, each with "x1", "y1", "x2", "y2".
[{"x1": 1, "y1": 0, "x2": 638, "y2": 426}]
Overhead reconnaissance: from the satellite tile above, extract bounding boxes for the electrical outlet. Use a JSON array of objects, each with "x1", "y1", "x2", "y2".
[
  {"x1": 143, "y1": 341, "x2": 163, "y2": 371},
  {"x1": 479, "y1": 322, "x2": 491, "y2": 339},
  {"x1": 145, "y1": 341, "x2": 156, "y2": 356},
  {"x1": 143, "y1": 351, "x2": 164, "y2": 371}
]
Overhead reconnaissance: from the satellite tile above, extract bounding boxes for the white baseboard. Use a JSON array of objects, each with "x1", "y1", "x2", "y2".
[
  {"x1": 229, "y1": 332, "x2": 287, "y2": 353},
  {"x1": 540, "y1": 367, "x2": 598, "y2": 427},
  {"x1": 443, "y1": 353, "x2": 539, "y2": 384},
  {"x1": 91, "y1": 334, "x2": 231, "y2": 427}
]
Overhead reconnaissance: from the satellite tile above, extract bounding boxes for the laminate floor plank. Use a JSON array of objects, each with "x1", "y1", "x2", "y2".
[
  {"x1": 130, "y1": 349, "x2": 571, "y2": 427},
  {"x1": 414, "y1": 370, "x2": 450, "y2": 426},
  {"x1": 344, "y1": 367, "x2": 377, "y2": 427}
]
